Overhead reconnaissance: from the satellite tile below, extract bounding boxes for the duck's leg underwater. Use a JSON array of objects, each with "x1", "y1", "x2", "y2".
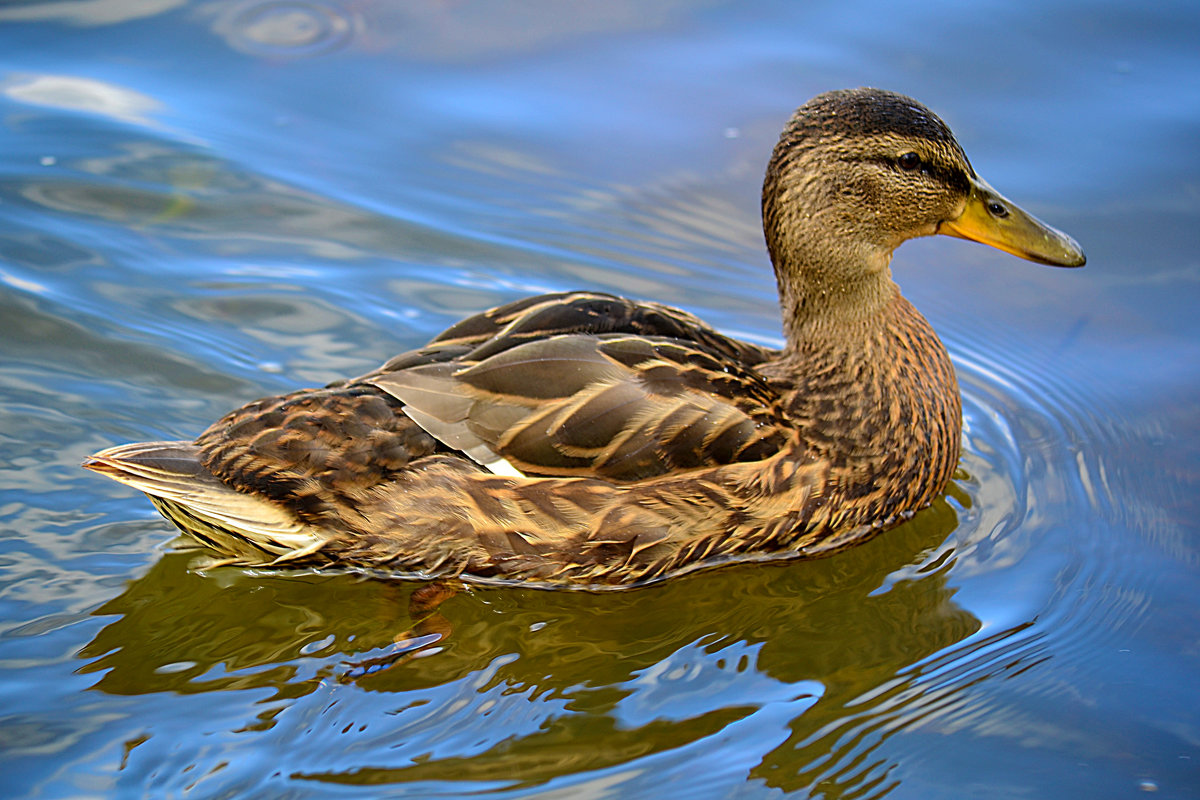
[{"x1": 341, "y1": 581, "x2": 459, "y2": 680}]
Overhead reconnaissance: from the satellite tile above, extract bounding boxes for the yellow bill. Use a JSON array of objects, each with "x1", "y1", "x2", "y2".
[{"x1": 939, "y1": 176, "x2": 1086, "y2": 267}]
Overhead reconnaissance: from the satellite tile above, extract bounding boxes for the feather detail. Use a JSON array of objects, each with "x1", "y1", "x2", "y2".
[{"x1": 84, "y1": 441, "x2": 329, "y2": 563}]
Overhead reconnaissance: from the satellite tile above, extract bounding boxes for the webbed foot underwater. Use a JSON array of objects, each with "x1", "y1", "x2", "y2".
[{"x1": 84, "y1": 88, "x2": 1084, "y2": 587}]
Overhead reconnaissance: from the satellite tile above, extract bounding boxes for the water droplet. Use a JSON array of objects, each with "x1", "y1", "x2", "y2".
[{"x1": 1138, "y1": 779, "x2": 1158, "y2": 792}]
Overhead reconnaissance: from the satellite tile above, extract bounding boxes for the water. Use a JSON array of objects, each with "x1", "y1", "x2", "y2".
[{"x1": 2, "y1": 1, "x2": 1198, "y2": 797}]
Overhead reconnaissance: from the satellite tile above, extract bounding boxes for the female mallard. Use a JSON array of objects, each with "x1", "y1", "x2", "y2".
[{"x1": 85, "y1": 88, "x2": 1084, "y2": 587}]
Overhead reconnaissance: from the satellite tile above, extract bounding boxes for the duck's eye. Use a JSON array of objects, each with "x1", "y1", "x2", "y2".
[
  {"x1": 987, "y1": 200, "x2": 1010, "y2": 219},
  {"x1": 898, "y1": 152, "x2": 921, "y2": 171}
]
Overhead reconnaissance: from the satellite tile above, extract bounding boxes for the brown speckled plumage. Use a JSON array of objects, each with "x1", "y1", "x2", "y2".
[{"x1": 84, "y1": 88, "x2": 1084, "y2": 587}]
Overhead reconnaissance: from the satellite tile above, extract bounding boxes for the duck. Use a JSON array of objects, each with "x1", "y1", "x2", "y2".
[{"x1": 84, "y1": 88, "x2": 1085, "y2": 587}]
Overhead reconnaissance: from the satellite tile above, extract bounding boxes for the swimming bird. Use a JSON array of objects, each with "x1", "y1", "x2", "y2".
[{"x1": 84, "y1": 88, "x2": 1085, "y2": 587}]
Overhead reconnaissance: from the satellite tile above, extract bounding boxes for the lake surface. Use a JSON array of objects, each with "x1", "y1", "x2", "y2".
[{"x1": 2, "y1": 1, "x2": 1198, "y2": 797}]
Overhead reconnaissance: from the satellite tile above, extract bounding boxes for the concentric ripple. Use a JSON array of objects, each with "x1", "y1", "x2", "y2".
[{"x1": 212, "y1": 0, "x2": 359, "y2": 58}]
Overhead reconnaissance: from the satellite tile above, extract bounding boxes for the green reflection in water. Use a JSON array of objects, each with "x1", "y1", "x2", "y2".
[{"x1": 76, "y1": 492, "x2": 996, "y2": 795}]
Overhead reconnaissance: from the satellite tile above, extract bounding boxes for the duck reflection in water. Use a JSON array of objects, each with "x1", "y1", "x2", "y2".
[{"x1": 74, "y1": 496, "x2": 1029, "y2": 795}]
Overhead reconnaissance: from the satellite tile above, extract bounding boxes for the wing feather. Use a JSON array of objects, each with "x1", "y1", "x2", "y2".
[{"x1": 371, "y1": 332, "x2": 790, "y2": 482}]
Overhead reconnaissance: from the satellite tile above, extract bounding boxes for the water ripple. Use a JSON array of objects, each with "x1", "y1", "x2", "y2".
[{"x1": 211, "y1": 0, "x2": 359, "y2": 59}]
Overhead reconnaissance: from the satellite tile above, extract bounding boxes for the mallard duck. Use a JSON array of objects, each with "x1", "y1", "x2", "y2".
[{"x1": 84, "y1": 88, "x2": 1084, "y2": 587}]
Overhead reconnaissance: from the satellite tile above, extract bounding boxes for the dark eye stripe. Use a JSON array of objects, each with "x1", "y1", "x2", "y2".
[{"x1": 852, "y1": 155, "x2": 971, "y2": 194}]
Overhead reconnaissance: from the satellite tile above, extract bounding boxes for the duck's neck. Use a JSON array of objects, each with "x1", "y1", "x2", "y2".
[
  {"x1": 761, "y1": 165, "x2": 902, "y2": 344},
  {"x1": 771, "y1": 243, "x2": 900, "y2": 350}
]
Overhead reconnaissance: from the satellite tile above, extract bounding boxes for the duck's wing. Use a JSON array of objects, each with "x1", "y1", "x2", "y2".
[
  {"x1": 98, "y1": 292, "x2": 783, "y2": 532},
  {"x1": 370, "y1": 332, "x2": 792, "y2": 482},
  {"x1": 355, "y1": 291, "x2": 778, "y2": 379}
]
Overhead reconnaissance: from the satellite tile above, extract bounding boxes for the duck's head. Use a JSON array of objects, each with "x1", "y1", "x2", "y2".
[{"x1": 763, "y1": 88, "x2": 1084, "y2": 328}]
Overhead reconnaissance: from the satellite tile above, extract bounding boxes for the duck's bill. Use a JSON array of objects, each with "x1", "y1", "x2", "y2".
[{"x1": 938, "y1": 176, "x2": 1086, "y2": 267}]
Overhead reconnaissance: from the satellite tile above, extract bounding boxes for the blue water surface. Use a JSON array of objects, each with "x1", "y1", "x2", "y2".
[{"x1": 1, "y1": 1, "x2": 1198, "y2": 798}]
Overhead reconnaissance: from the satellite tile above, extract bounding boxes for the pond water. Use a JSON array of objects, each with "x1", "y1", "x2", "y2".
[{"x1": 2, "y1": 1, "x2": 1198, "y2": 797}]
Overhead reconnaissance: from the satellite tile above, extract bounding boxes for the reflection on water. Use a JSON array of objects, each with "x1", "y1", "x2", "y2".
[
  {"x1": 2, "y1": 0, "x2": 1199, "y2": 798},
  {"x1": 4, "y1": 73, "x2": 163, "y2": 128},
  {"x1": 0, "y1": 0, "x2": 185, "y2": 26},
  {"x1": 77, "y1": 501, "x2": 972, "y2": 796}
]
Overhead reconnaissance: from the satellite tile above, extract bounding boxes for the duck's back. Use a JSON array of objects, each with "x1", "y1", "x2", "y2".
[
  {"x1": 196, "y1": 291, "x2": 785, "y2": 506},
  {"x1": 89, "y1": 292, "x2": 842, "y2": 583}
]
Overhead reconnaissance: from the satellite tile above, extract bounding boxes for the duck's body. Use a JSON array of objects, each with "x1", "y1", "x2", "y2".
[{"x1": 85, "y1": 89, "x2": 1084, "y2": 587}]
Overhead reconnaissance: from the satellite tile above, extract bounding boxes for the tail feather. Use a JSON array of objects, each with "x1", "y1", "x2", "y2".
[{"x1": 84, "y1": 441, "x2": 329, "y2": 563}]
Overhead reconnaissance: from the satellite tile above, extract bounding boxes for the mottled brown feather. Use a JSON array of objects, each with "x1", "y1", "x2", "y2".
[{"x1": 370, "y1": 333, "x2": 791, "y2": 482}]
